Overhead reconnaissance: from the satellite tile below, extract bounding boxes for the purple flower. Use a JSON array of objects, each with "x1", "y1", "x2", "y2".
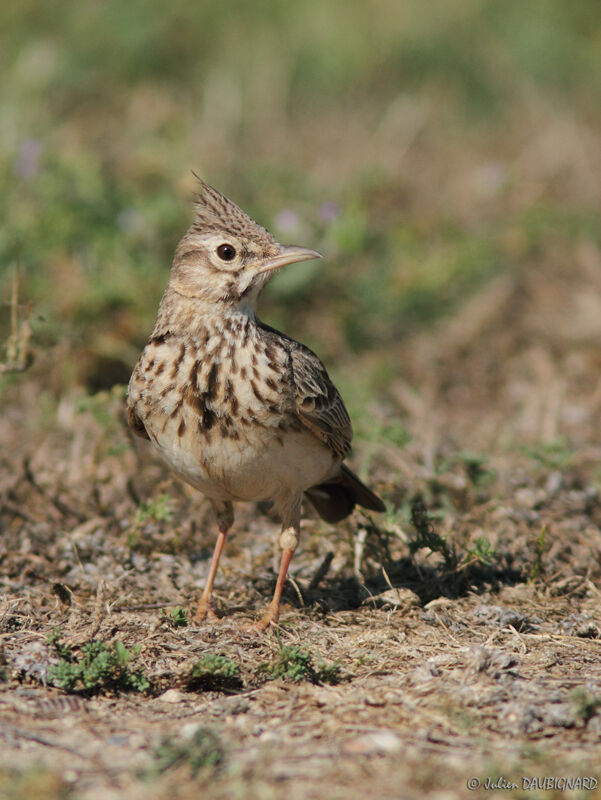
[
  {"x1": 318, "y1": 201, "x2": 340, "y2": 224},
  {"x1": 274, "y1": 208, "x2": 300, "y2": 234},
  {"x1": 14, "y1": 139, "x2": 42, "y2": 180}
]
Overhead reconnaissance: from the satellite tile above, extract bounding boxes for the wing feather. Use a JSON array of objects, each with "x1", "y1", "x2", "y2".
[{"x1": 290, "y1": 345, "x2": 352, "y2": 460}]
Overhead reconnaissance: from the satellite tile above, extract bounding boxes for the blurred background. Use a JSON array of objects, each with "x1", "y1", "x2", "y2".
[{"x1": 2, "y1": 0, "x2": 601, "y2": 451}]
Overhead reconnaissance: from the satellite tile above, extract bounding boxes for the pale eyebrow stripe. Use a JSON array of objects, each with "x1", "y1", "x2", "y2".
[{"x1": 177, "y1": 247, "x2": 205, "y2": 262}]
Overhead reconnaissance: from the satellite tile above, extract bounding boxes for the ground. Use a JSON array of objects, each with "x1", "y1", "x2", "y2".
[
  {"x1": 3, "y1": 249, "x2": 601, "y2": 800},
  {"x1": 3, "y1": 2, "x2": 601, "y2": 798}
]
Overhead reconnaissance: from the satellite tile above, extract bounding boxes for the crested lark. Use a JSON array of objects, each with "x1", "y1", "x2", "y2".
[{"x1": 127, "y1": 180, "x2": 385, "y2": 630}]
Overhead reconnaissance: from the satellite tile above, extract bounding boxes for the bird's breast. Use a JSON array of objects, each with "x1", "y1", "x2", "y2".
[{"x1": 127, "y1": 324, "x2": 336, "y2": 502}]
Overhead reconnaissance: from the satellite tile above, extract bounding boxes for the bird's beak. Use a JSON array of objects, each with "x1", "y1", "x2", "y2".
[{"x1": 258, "y1": 245, "x2": 322, "y2": 273}]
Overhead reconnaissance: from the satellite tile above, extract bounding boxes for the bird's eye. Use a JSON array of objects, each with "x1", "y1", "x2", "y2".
[{"x1": 217, "y1": 243, "x2": 236, "y2": 262}]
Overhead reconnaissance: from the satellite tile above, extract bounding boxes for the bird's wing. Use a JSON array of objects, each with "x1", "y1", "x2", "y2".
[
  {"x1": 127, "y1": 406, "x2": 150, "y2": 439},
  {"x1": 290, "y1": 344, "x2": 353, "y2": 461}
]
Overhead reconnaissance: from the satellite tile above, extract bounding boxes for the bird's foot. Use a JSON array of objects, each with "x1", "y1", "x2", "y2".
[
  {"x1": 246, "y1": 604, "x2": 280, "y2": 633},
  {"x1": 193, "y1": 598, "x2": 219, "y2": 623}
]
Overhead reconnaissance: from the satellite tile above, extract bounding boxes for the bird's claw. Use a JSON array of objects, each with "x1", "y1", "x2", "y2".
[{"x1": 194, "y1": 600, "x2": 219, "y2": 623}]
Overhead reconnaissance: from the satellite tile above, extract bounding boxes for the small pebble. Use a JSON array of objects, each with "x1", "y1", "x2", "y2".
[
  {"x1": 344, "y1": 731, "x2": 403, "y2": 755},
  {"x1": 157, "y1": 688, "x2": 185, "y2": 703},
  {"x1": 258, "y1": 730, "x2": 280, "y2": 744}
]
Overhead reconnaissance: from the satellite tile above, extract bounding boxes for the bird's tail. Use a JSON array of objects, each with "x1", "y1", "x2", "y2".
[{"x1": 305, "y1": 464, "x2": 386, "y2": 524}]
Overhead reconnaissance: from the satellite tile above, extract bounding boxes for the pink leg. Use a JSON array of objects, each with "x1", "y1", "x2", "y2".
[
  {"x1": 254, "y1": 547, "x2": 295, "y2": 631},
  {"x1": 194, "y1": 529, "x2": 227, "y2": 622}
]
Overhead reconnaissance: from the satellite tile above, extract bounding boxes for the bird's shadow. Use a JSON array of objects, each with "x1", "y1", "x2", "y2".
[{"x1": 251, "y1": 553, "x2": 525, "y2": 615}]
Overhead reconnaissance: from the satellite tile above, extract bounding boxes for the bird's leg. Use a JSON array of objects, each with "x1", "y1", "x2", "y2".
[
  {"x1": 195, "y1": 502, "x2": 233, "y2": 623},
  {"x1": 255, "y1": 544, "x2": 295, "y2": 631},
  {"x1": 194, "y1": 530, "x2": 226, "y2": 621},
  {"x1": 255, "y1": 508, "x2": 300, "y2": 631}
]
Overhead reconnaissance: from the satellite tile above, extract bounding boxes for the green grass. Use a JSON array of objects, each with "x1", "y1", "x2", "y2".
[{"x1": 2, "y1": 0, "x2": 601, "y2": 396}]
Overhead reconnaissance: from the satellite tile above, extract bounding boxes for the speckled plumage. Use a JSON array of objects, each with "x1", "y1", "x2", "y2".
[{"x1": 127, "y1": 180, "x2": 384, "y2": 629}]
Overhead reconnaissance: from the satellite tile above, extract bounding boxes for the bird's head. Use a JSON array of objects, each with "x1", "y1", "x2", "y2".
[{"x1": 168, "y1": 179, "x2": 321, "y2": 312}]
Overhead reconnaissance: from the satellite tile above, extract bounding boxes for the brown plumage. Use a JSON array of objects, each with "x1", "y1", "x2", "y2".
[{"x1": 127, "y1": 180, "x2": 385, "y2": 630}]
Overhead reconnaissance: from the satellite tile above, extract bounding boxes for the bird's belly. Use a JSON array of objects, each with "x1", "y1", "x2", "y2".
[{"x1": 152, "y1": 422, "x2": 336, "y2": 503}]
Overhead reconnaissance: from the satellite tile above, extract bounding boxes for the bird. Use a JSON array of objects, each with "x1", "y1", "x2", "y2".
[{"x1": 127, "y1": 179, "x2": 385, "y2": 630}]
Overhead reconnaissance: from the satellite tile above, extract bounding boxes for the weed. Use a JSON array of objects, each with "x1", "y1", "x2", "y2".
[
  {"x1": 129, "y1": 493, "x2": 177, "y2": 549},
  {"x1": 0, "y1": 265, "x2": 34, "y2": 376},
  {"x1": 263, "y1": 645, "x2": 312, "y2": 682},
  {"x1": 154, "y1": 727, "x2": 224, "y2": 776},
  {"x1": 363, "y1": 418, "x2": 412, "y2": 450},
  {"x1": 352, "y1": 413, "x2": 411, "y2": 478},
  {"x1": 314, "y1": 658, "x2": 342, "y2": 685},
  {"x1": 258, "y1": 644, "x2": 342, "y2": 685},
  {"x1": 450, "y1": 450, "x2": 497, "y2": 487},
  {"x1": 126, "y1": 529, "x2": 140, "y2": 550},
  {"x1": 530, "y1": 526, "x2": 547, "y2": 581},
  {"x1": 47, "y1": 633, "x2": 150, "y2": 695},
  {"x1": 410, "y1": 499, "x2": 457, "y2": 570},
  {"x1": 46, "y1": 626, "x2": 71, "y2": 660},
  {"x1": 186, "y1": 654, "x2": 242, "y2": 692},
  {"x1": 521, "y1": 438, "x2": 574, "y2": 469},
  {"x1": 135, "y1": 494, "x2": 175, "y2": 526},
  {"x1": 466, "y1": 536, "x2": 497, "y2": 566},
  {"x1": 74, "y1": 386, "x2": 130, "y2": 458},
  {"x1": 570, "y1": 688, "x2": 601, "y2": 724},
  {"x1": 166, "y1": 606, "x2": 188, "y2": 628}
]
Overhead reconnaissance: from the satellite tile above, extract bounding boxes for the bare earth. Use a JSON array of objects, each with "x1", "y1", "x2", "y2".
[{"x1": 2, "y1": 253, "x2": 601, "y2": 799}]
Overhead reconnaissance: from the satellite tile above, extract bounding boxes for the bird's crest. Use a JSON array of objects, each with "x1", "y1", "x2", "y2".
[{"x1": 191, "y1": 176, "x2": 276, "y2": 246}]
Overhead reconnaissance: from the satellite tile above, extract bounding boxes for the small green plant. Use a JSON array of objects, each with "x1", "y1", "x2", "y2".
[
  {"x1": 466, "y1": 536, "x2": 497, "y2": 566},
  {"x1": 450, "y1": 450, "x2": 497, "y2": 487},
  {"x1": 355, "y1": 416, "x2": 411, "y2": 475},
  {"x1": 47, "y1": 634, "x2": 150, "y2": 695},
  {"x1": 314, "y1": 658, "x2": 342, "y2": 685},
  {"x1": 0, "y1": 265, "x2": 34, "y2": 376},
  {"x1": 266, "y1": 645, "x2": 312, "y2": 682},
  {"x1": 129, "y1": 493, "x2": 177, "y2": 549},
  {"x1": 135, "y1": 494, "x2": 175, "y2": 526},
  {"x1": 75, "y1": 386, "x2": 130, "y2": 458},
  {"x1": 380, "y1": 420, "x2": 412, "y2": 449},
  {"x1": 409, "y1": 499, "x2": 457, "y2": 569},
  {"x1": 46, "y1": 626, "x2": 71, "y2": 659},
  {"x1": 521, "y1": 438, "x2": 574, "y2": 469},
  {"x1": 166, "y1": 606, "x2": 188, "y2": 628},
  {"x1": 186, "y1": 654, "x2": 241, "y2": 692},
  {"x1": 530, "y1": 526, "x2": 547, "y2": 581},
  {"x1": 154, "y1": 727, "x2": 224, "y2": 776},
  {"x1": 570, "y1": 688, "x2": 601, "y2": 724},
  {"x1": 258, "y1": 644, "x2": 341, "y2": 685}
]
